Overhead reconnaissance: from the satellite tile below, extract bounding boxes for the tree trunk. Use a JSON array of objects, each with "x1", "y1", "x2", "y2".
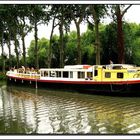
[
  {"x1": 14, "y1": 35, "x2": 19, "y2": 69},
  {"x1": 92, "y1": 5, "x2": 101, "y2": 65},
  {"x1": 116, "y1": 5, "x2": 125, "y2": 64},
  {"x1": 59, "y1": 7, "x2": 64, "y2": 68},
  {"x1": 95, "y1": 20, "x2": 100, "y2": 65},
  {"x1": 7, "y1": 34, "x2": 12, "y2": 68},
  {"x1": 22, "y1": 32, "x2": 26, "y2": 67},
  {"x1": 47, "y1": 36, "x2": 52, "y2": 68},
  {"x1": 75, "y1": 22, "x2": 82, "y2": 64},
  {"x1": 34, "y1": 21, "x2": 39, "y2": 69},
  {"x1": 47, "y1": 17, "x2": 55, "y2": 68},
  {"x1": 59, "y1": 23, "x2": 64, "y2": 68},
  {"x1": 1, "y1": 32, "x2": 5, "y2": 73}
]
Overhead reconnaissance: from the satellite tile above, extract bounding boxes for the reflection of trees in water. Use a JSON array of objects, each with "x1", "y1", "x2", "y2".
[
  {"x1": 1, "y1": 85, "x2": 140, "y2": 134},
  {"x1": 1, "y1": 86, "x2": 94, "y2": 134},
  {"x1": 0, "y1": 117, "x2": 32, "y2": 134},
  {"x1": 0, "y1": 86, "x2": 33, "y2": 133},
  {"x1": 94, "y1": 111, "x2": 127, "y2": 134},
  {"x1": 87, "y1": 99, "x2": 140, "y2": 134}
]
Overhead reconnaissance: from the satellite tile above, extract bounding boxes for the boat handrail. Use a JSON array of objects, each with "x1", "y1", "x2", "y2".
[{"x1": 7, "y1": 70, "x2": 40, "y2": 78}]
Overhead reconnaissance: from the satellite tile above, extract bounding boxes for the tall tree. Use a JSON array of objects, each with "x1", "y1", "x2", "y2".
[
  {"x1": 0, "y1": 31, "x2": 6, "y2": 73},
  {"x1": 0, "y1": 6, "x2": 6, "y2": 73},
  {"x1": 47, "y1": 16, "x2": 57, "y2": 68},
  {"x1": 51, "y1": 5, "x2": 71, "y2": 68},
  {"x1": 27, "y1": 38, "x2": 49, "y2": 68},
  {"x1": 29, "y1": 5, "x2": 46, "y2": 69},
  {"x1": 11, "y1": 5, "x2": 21, "y2": 68},
  {"x1": 17, "y1": 5, "x2": 32, "y2": 68},
  {"x1": 1, "y1": 5, "x2": 13, "y2": 68},
  {"x1": 59, "y1": 6, "x2": 64, "y2": 68},
  {"x1": 112, "y1": 5, "x2": 132, "y2": 64},
  {"x1": 69, "y1": 5, "x2": 87, "y2": 64},
  {"x1": 0, "y1": 5, "x2": 21, "y2": 69},
  {"x1": 87, "y1": 5, "x2": 107, "y2": 65}
]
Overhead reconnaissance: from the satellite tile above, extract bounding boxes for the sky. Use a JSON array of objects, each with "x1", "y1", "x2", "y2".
[
  {"x1": 125, "y1": 5, "x2": 140, "y2": 23},
  {"x1": 2, "y1": 4, "x2": 140, "y2": 55}
]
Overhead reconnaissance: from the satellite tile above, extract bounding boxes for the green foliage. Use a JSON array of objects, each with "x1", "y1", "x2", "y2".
[
  {"x1": 27, "y1": 30, "x2": 97, "y2": 67},
  {"x1": 65, "y1": 31, "x2": 77, "y2": 65},
  {"x1": 27, "y1": 40, "x2": 35, "y2": 67},
  {"x1": 101, "y1": 22, "x2": 118, "y2": 64},
  {"x1": 51, "y1": 35, "x2": 60, "y2": 67},
  {"x1": 26, "y1": 22, "x2": 140, "y2": 67},
  {"x1": 1, "y1": 4, "x2": 140, "y2": 68},
  {"x1": 100, "y1": 22, "x2": 140, "y2": 65},
  {"x1": 81, "y1": 30, "x2": 95, "y2": 64},
  {"x1": 27, "y1": 38, "x2": 49, "y2": 68},
  {"x1": 132, "y1": 38, "x2": 140, "y2": 65}
]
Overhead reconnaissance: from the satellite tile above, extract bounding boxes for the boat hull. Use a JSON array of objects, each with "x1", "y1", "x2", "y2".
[{"x1": 6, "y1": 75, "x2": 140, "y2": 95}]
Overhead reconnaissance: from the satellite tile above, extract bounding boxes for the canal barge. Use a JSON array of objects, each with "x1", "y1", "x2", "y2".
[{"x1": 6, "y1": 64, "x2": 140, "y2": 94}]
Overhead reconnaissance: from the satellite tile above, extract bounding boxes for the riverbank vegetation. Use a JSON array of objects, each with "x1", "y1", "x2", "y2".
[
  {"x1": 1, "y1": 4, "x2": 140, "y2": 74},
  {"x1": 0, "y1": 72, "x2": 6, "y2": 80}
]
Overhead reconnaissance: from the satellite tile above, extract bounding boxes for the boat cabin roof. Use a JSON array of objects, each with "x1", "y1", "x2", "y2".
[
  {"x1": 105, "y1": 64, "x2": 135, "y2": 69},
  {"x1": 40, "y1": 65, "x2": 93, "y2": 71},
  {"x1": 39, "y1": 64, "x2": 136, "y2": 72},
  {"x1": 64, "y1": 65, "x2": 92, "y2": 69}
]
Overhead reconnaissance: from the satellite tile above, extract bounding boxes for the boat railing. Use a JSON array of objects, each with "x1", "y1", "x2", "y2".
[
  {"x1": 17, "y1": 72, "x2": 40, "y2": 79},
  {"x1": 7, "y1": 70, "x2": 40, "y2": 79}
]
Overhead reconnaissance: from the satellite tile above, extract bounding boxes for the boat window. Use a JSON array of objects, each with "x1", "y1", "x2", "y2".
[
  {"x1": 63, "y1": 71, "x2": 69, "y2": 78},
  {"x1": 50, "y1": 71, "x2": 56, "y2": 77},
  {"x1": 94, "y1": 70, "x2": 98, "y2": 76},
  {"x1": 78, "y1": 72, "x2": 85, "y2": 79},
  {"x1": 117, "y1": 72, "x2": 123, "y2": 78},
  {"x1": 87, "y1": 72, "x2": 92, "y2": 78},
  {"x1": 44, "y1": 71, "x2": 48, "y2": 77},
  {"x1": 70, "y1": 71, "x2": 73, "y2": 78},
  {"x1": 105, "y1": 72, "x2": 111, "y2": 78},
  {"x1": 56, "y1": 71, "x2": 61, "y2": 77},
  {"x1": 41, "y1": 71, "x2": 44, "y2": 77},
  {"x1": 113, "y1": 66, "x2": 123, "y2": 69}
]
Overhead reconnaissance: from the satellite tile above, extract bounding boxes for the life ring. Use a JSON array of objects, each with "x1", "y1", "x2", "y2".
[{"x1": 133, "y1": 72, "x2": 140, "y2": 78}]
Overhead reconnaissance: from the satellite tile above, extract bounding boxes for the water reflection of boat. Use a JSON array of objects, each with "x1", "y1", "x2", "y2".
[
  {"x1": 6, "y1": 64, "x2": 140, "y2": 94},
  {"x1": 2, "y1": 85, "x2": 140, "y2": 134}
]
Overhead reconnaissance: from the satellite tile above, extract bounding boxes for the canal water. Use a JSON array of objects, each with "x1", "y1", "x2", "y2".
[{"x1": 1, "y1": 82, "x2": 140, "y2": 134}]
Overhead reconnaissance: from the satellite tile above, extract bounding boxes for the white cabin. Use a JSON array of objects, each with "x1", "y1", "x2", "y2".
[{"x1": 39, "y1": 65, "x2": 94, "y2": 81}]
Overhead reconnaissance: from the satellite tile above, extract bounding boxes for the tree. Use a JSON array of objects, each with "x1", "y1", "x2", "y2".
[
  {"x1": 123, "y1": 23, "x2": 140, "y2": 65},
  {"x1": 16, "y1": 5, "x2": 32, "y2": 67},
  {"x1": 59, "y1": 10, "x2": 64, "y2": 68},
  {"x1": 111, "y1": 5, "x2": 132, "y2": 64},
  {"x1": 1, "y1": 5, "x2": 13, "y2": 68},
  {"x1": 28, "y1": 5, "x2": 46, "y2": 69},
  {"x1": 47, "y1": 16, "x2": 56, "y2": 68},
  {"x1": 0, "y1": 6, "x2": 6, "y2": 73},
  {"x1": 69, "y1": 5, "x2": 87, "y2": 64},
  {"x1": 101, "y1": 23, "x2": 119, "y2": 64},
  {"x1": 0, "y1": 5, "x2": 15, "y2": 71},
  {"x1": 51, "y1": 35, "x2": 60, "y2": 67},
  {"x1": 51, "y1": 5, "x2": 71, "y2": 68},
  {"x1": 65, "y1": 31, "x2": 77, "y2": 65},
  {"x1": 4, "y1": 5, "x2": 21, "y2": 69},
  {"x1": 0, "y1": 31, "x2": 6, "y2": 73},
  {"x1": 81, "y1": 29, "x2": 95, "y2": 64},
  {"x1": 27, "y1": 38, "x2": 49, "y2": 68},
  {"x1": 87, "y1": 5, "x2": 107, "y2": 65}
]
